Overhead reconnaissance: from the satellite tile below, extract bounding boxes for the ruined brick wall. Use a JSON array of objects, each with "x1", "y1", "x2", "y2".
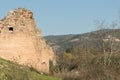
[{"x1": 0, "y1": 8, "x2": 55, "y2": 73}]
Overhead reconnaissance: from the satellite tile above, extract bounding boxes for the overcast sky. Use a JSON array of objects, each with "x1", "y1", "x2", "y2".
[{"x1": 0, "y1": 0, "x2": 120, "y2": 36}]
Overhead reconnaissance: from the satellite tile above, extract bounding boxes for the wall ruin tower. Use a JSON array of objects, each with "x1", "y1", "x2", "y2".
[{"x1": 0, "y1": 8, "x2": 55, "y2": 73}]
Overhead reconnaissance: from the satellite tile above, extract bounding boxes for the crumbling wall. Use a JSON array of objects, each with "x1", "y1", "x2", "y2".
[{"x1": 0, "y1": 8, "x2": 55, "y2": 73}]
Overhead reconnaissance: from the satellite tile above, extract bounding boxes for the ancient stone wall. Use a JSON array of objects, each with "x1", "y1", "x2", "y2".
[{"x1": 0, "y1": 8, "x2": 55, "y2": 73}]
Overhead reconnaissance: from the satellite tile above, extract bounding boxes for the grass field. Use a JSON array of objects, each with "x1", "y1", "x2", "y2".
[{"x1": 0, "y1": 58, "x2": 61, "y2": 80}]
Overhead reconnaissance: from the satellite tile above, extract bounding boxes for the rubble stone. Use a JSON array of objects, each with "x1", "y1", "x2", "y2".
[{"x1": 0, "y1": 8, "x2": 56, "y2": 73}]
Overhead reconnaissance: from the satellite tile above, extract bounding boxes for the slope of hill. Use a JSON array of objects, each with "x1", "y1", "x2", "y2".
[
  {"x1": 0, "y1": 58, "x2": 60, "y2": 80},
  {"x1": 44, "y1": 29, "x2": 120, "y2": 80},
  {"x1": 44, "y1": 29, "x2": 120, "y2": 52}
]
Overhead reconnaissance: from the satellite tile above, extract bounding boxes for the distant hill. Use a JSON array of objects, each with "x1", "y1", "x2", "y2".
[{"x1": 44, "y1": 29, "x2": 120, "y2": 53}]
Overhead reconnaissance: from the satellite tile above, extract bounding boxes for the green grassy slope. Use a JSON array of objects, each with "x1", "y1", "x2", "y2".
[{"x1": 0, "y1": 58, "x2": 60, "y2": 80}]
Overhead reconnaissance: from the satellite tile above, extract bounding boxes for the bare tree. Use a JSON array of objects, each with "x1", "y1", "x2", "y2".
[{"x1": 96, "y1": 19, "x2": 120, "y2": 65}]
